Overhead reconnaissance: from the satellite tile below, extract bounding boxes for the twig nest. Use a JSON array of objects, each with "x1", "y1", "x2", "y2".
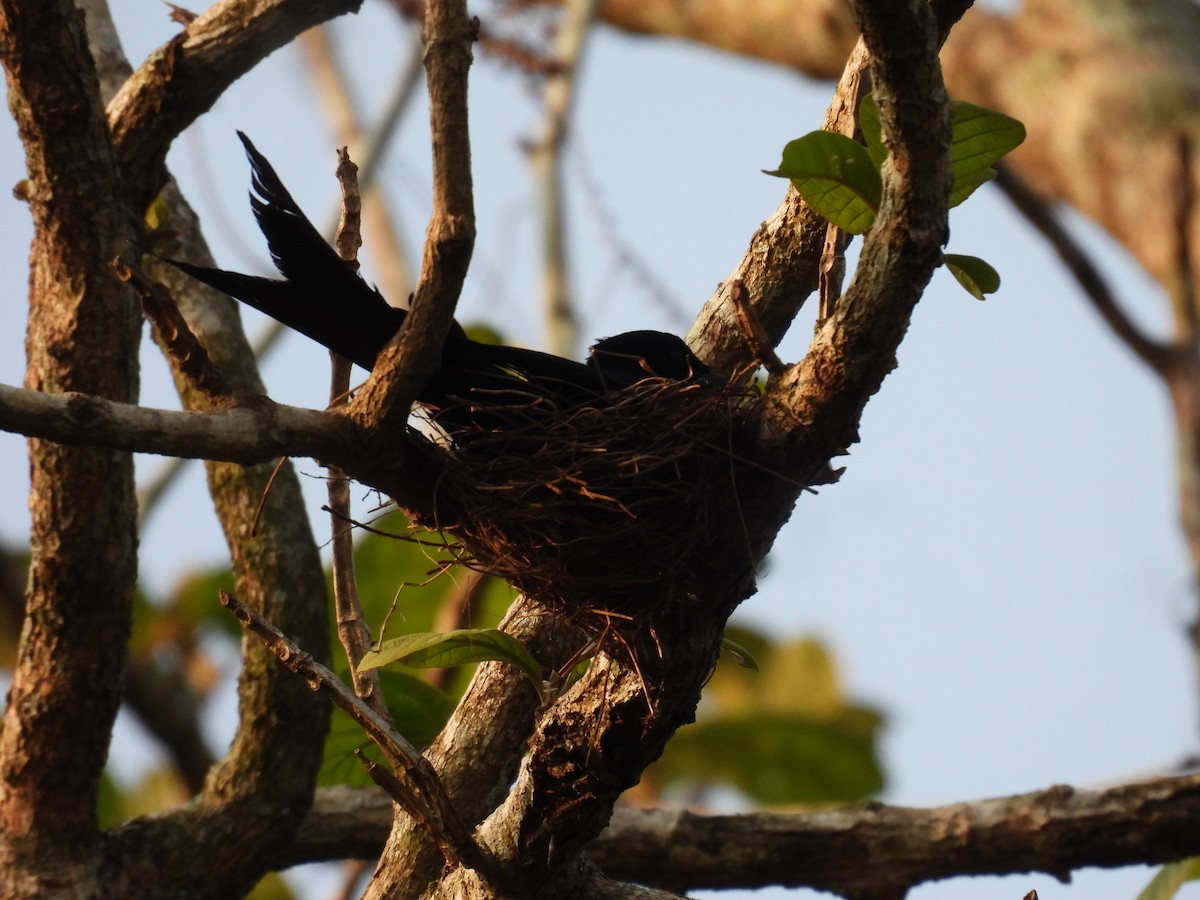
[{"x1": 413, "y1": 377, "x2": 760, "y2": 623}]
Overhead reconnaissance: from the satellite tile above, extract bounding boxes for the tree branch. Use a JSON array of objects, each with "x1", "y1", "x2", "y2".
[
  {"x1": 0, "y1": 382, "x2": 359, "y2": 466},
  {"x1": 591, "y1": 773, "x2": 1200, "y2": 896},
  {"x1": 0, "y1": 1, "x2": 141, "y2": 893},
  {"x1": 107, "y1": 0, "x2": 366, "y2": 202},
  {"x1": 362, "y1": 598, "x2": 578, "y2": 898},
  {"x1": 346, "y1": 0, "x2": 476, "y2": 442},
  {"x1": 291, "y1": 770, "x2": 1200, "y2": 898},
  {"x1": 218, "y1": 591, "x2": 506, "y2": 885},
  {"x1": 757, "y1": 0, "x2": 951, "y2": 492}
]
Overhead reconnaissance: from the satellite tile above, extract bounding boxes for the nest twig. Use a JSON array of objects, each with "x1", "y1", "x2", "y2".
[{"x1": 407, "y1": 377, "x2": 760, "y2": 628}]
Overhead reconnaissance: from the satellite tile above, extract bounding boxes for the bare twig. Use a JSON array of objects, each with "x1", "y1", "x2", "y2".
[
  {"x1": 218, "y1": 591, "x2": 505, "y2": 886},
  {"x1": 111, "y1": 256, "x2": 228, "y2": 398},
  {"x1": 728, "y1": 279, "x2": 785, "y2": 376},
  {"x1": 328, "y1": 149, "x2": 387, "y2": 714},
  {"x1": 385, "y1": 0, "x2": 562, "y2": 75},
  {"x1": 303, "y1": 22, "x2": 415, "y2": 300},
  {"x1": 816, "y1": 49, "x2": 868, "y2": 322},
  {"x1": 1172, "y1": 133, "x2": 1199, "y2": 343},
  {"x1": 333, "y1": 147, "x2": 364, "y2": 266}
]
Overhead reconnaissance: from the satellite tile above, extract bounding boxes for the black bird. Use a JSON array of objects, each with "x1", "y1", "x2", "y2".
[{"x1": 161, "y1": 133, "x2": 722, "y2": 427}]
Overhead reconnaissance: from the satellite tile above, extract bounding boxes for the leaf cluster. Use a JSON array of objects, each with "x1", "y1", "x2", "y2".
[{"x1": 765, "y1": 94, "x2": 1025, "y2": 299}]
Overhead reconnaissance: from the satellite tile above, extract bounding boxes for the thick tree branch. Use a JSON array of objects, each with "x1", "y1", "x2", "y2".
[
  {"x1": 293, "y1": 769, "x2": 1200, "y2": 897},
  {"x1": 757, "y1": 0, "x2": 951, "y2": 493},
  {"x1": 363, "y1": 599, "x2": 578, "y2": 898},
  {"x1": 0, "y1": 382, "x2": 359, "y2": 466},
  {"x1": 0, "y1": 1, "x2": 141, "y2": 894},
  {"x1": 107, "y1": 0, "x2": 365, "y2": 202},
  {"x1": 592, "y1": 773, "x2": 1200, "y2": 896},
  {"x1": 81, "y1": 0, "x2": 356, "y2": 865}
]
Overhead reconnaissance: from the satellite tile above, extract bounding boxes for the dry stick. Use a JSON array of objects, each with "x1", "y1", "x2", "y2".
[
  {"x1": 218, "y1": 590, "x2": 508, "y2": 888},
  {"x1": 816, "y1": 53, "x2": 868, "y2": 322},
  {"x1": 384, "y1": 0, "x2": 562, "y2": 76},
  {"x1": 326, "y1": 147, "x2": 390, "y2": 715},
  {"x1": 728, "y1": 279, "x2": 785, "y2": 376},
  {"x1": 303, "y1": 23, "x2": 415, "y2": 300},
  {"x1": 111, "y1": 257, "x2": 228, "y2": 398},
  {"x1": 992, "y1": 163, "x2": 1171, "y2": 375}
]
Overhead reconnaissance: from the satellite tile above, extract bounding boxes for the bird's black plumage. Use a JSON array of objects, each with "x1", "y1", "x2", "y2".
[{"x1": 161, "y1": 134, "x2": 722, "y2": 425}]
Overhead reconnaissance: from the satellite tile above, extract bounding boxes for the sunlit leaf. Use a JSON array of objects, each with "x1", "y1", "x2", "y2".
[
  {"x1": 945, "y1": 253, "x2": 1001, "y2": 300},
  {"x1": 948, "y1": 101, "x2": 1025, "y2": 206},
  {"x1": 359, "y1": 628, "x2": 543, "y2": 695},
  {"x1": 764, "y1": 132, "x2": 881, "y2": 233},
  {"x1": 949, "y1": 167, "x2": 998, "y2": 208},
  {"x1": 859, "y1": 94, "x2": 1024, "y2": 207},
  {"x1": 721, "y1": 636, "x2": 759, "y2": 671},
  {"x1": 247, "y1": 872, "x2": 296, "y2": 900}
]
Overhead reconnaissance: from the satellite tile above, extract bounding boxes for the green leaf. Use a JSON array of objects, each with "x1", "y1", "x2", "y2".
[
  {"x1": 945, "y1": 253, "x2": 1001, "y2": 300},
  {"x1": 247, "y1": 872, "x2": 296, "y2": 900},
  {"x1": 859, "y1": 94, "x2": 1024, "y2": 207},
  {"x1": 764, "y1": 132, "x2": 881, "y2": 234},
  {"x1": 949, "y1": 101, "x2": 1025, "y2": 207},
  {"x1": 721, "y1": 637, "x2": 759, "y2": 671},
  {"x1": 949, "y1": 167, "x2": 998, "y2": 208},
  {"x1": 1138, "y1": 858, "x2": 1200, "y2": 900},
  {"x1": 360, "y1": 628, "x2": 543, "y2": 693}
]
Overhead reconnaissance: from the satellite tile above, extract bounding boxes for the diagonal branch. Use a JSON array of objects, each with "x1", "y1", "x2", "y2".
[
  {"x1": 756, "y1": 0, "x2": 952, "y2": 495},
  {"x1": 107, "y1": 0, "x2": 366, "y2": 203},
  {"x1": 218, "y1": 591, "x2": 509, "y2": 888},
  {"x1": 346, "y1": 0, "x2": 476, "y2": 444}
]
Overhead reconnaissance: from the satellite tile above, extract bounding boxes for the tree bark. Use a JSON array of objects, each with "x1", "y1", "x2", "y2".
[{"x1": 0, "y1": 1, "x2": 140, "y2": 896}]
